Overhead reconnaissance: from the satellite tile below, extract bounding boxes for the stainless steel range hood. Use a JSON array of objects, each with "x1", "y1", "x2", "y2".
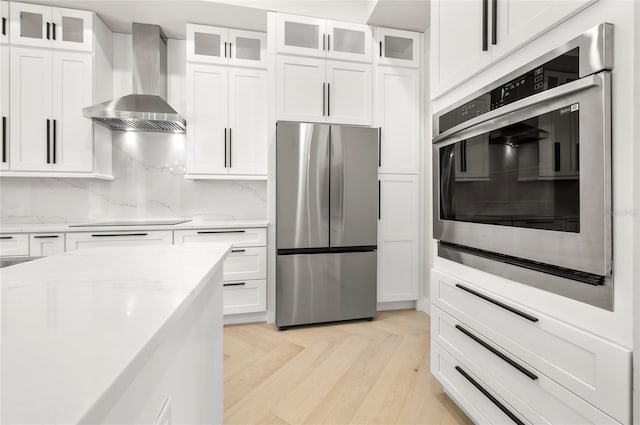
[{"x1": 83, "y1": 23, "x2": 186, "y2": 133}]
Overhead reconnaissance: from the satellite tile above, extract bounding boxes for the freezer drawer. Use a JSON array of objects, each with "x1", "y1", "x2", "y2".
[{"x1": 276, "y1": 251, "x2": 376, "y2": 327}]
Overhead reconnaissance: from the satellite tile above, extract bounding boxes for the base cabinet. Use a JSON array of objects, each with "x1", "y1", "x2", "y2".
[
  {"x1": 65, "y1": 231, "x2": 173, "y2": 251},
  {"x1": 29, "y1": 233, "x2": 65, "y2": 256},
  {"x1": 377, "y1": 174, "x2": 419, "y2": 302},
  {"x1": 223, "y1": 279, "x2": 266, "y2": 315}
]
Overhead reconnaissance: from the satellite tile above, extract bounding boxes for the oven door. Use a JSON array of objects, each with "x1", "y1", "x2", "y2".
[{"x1": 433, "y1": 72, "x2": 611, "y2": 278}]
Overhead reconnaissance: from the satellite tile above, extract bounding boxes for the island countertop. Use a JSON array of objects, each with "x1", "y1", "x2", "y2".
[{"x1": 1, "y1": 243, "x2": 231, "y2": 424}]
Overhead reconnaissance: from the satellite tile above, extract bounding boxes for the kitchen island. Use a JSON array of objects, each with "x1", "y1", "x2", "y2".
[{"x1": 1, "y1": 243, "x2": 230, "y2": 424}]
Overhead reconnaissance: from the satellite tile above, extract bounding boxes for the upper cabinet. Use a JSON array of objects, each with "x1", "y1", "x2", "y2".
[
  {"x1": 9, "y1": 2, "x2": 93, "y2": 51},
  {"x1": 186, "y1": 24, "x2": 266, "y2": 68},
  {"x1": 276, "y1": 13, "x2": 372, "y2": 63},
  {"x1": 375, "y1": 27, "x2": 420, "y2": 68},
  {"x1": 431, "y1": 0, "x2": 597, "y2": 98},
  {"x1": 1, "y1": 1, "x2": 8, "y2": 44}
]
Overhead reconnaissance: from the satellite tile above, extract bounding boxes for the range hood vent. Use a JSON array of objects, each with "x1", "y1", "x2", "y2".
[{"x1": 83, "y1": 23, "x2": 186, "y2": 133}]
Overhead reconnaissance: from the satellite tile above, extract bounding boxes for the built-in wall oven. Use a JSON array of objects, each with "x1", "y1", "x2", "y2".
[{"x1": 433, "y1": 23, "x2": 613, "y2": 310}]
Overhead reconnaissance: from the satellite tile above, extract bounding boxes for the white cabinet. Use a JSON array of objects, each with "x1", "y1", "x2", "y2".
[
  {"x1": 1, "y1": 1, "x2": 8, "y2": 44},
  {"x1": 277, "y1": 55, "x2": 372, "y2": 125},
  {"x1": 29, "y1": 233, "x2": 65, "y2": 256},
  {"x1": 65, "y1": 231, "x2": 173, "y2": 251},
  {"x1": 276, "y1": 13, "x2": 372, "y2": 63},
  {"x1": 454, "y1": 136, "x2": 490, "y2": 181},
  {"x1": 185, "y1": 63, "x2": 267, "y2": 178},
  {"x1": 174, "y1": 228, "x2": 266, "y2": 247},
  {"x1": 186, "y1": 24, "x2": 267, "y2": 68},
  {"x1": 376, "y1": 66, "x2": 420, "y2": 174},
  {"x1": 223, "y1": 280, "x2": 267, "y2": 315},
  {"x1": 375, "y1": 27, "x2": 420, "y2": 68},
  {"x1": 1, "y1": 45, "x2": 8, "y2": 170},
  {"x1": 10, "y1": 2, "x2": 93, "y2": 51},
  {"x1": 224, "y1": 247, "x2": 267, "y2": 282},
  {"x1": 0, "y1": 233, "x2": 29, "y2": 257},
  {"x1": 10, "y1": 47, "x2": 92, "y2": 172},
  {"x1": 431, "y1": 0, "x2": 596, "y2": 98},
  {"x1": 377, "y1": 174, "x2": 419, "y2": 302}
]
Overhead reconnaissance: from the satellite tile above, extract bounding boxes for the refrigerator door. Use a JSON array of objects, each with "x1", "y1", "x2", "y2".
[
  {"x1": 330, "y1": 125, "x2": 379, "y2": 247},
  {"x1": 276, "y1": 251, "x2": 377, "y2": 327},
  {"x1": 276, "y1": 122, "x2": 330, "y2": 250}
]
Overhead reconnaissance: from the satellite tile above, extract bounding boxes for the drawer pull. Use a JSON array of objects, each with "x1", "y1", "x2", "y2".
[
  {"x1": 223, "y1": 282, "x2": 246, "y2": 287},
  {"x1": 91, "y1": 233, "x2": 148, "y2": 237},
  {"x1": 196, "y1": 230, "x2": 246, "y2": 234},
  {"x1": 455, "y1": 366, "x2": 525, "y2": 425},
  {"x1": 455, "y1": 284, "x2": 539, "y2": 323},
  {"x1": 0, "y1": 236, "x2": 13, "y2": 240},
  {"x1": 33, "y1": 235, "x2": 59, "y2": 239},
  {"x1": 231, "y1": 249, "x2": 246, "y2": 253},
  {"x1": 455, "y1": 324, "x2": 538, "y2": 381}
]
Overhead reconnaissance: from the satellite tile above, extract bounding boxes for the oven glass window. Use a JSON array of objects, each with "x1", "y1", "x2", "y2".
[{"x1": 439, "y1": 104, "x2": 580, "y2": 232}]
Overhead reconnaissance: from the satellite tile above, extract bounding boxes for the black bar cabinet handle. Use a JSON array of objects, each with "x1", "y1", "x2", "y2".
[
  {"x1": 378, "y1": 127, "x2": 381, "y2": 167},
  {"x1": 455, "y1": 324, "x2": 538, "y2": 380},
  {"x1": 2, "y1": 17, "x2": 6, "y2": 36},
  {"x1": 231, "y1": 249, "x2": 246, "y2": 253},
  {"x1": 197, "y1": 230, "x2": 246, "y2": 235},
  {"x1": 322, "y1": 82, "x2": 326, "y2": 116},
  {"x1": 46, "y1": 22, "x2": 50, "y2": 40},
  {"x1": 327, "y1": 83, "x2": 330, "y2": 116},
  {"x1": 223, "y1": 282, "x2": 246, "y2": 287},
  {"x1": 224, "y1": 41, "x2": 227, "y2": 58},
  {"x1": 52, "y1": 119, "x2": 57, "y2": 164},
  {"x1": 52, "y1": 22, "x2": 56, "y2": 40},
  {"x1": 229, "y1": 42, "x2": 232, "y2": 57},
  {"x1": 2, "y1": 116, "x2": 6, "y2": 163},
  {"x1": 482, "y1": 0, "x2": 488, "y2": 51},
  {"x1": 455, "y1": 284, "x2": 539, "y2": 322},
  {"x1": 327, "y1": 34, "x2": 330, "y2": 51},
  {"x1": 91, "y1": 233, "x2": 148, "y2": 237},
  {"x1": 455, "y1": 366, "x2": 525, "y2": 425},
  {"x1": 224, "y1": 128, "x2": 227, "y2": 167},
  {"x1": 554, "y1": 142, "x2": 561, "y2": 172},
  {"x1": 0, "y1": 236, "x2": 13, "y2": 240},
  {"x1": 33, "y1": 235, "x2": 59, "y2": 239},
  {"x1": 46, "y1": 119, "x2": 50, "y2": 164},
  {"x1": 491, "y1": 0, "x2": 497, "y2": 45},
  {"x1": 378, "y1": 180, "x2": 381, "y2": 220},
  {"x1": 229, "y1": 128, "x2": 232, "y2": 168},
  {"x1": 322, "y1": 33, "x2": 326, "y2": 51},
  {"x1": 379, "y1": 41, "x2": 382, "y2": 57}
]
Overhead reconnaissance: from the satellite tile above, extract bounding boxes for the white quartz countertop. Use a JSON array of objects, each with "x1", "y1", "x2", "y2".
[
  {"x1": 0, "y1": 218, "x2": 269, "y2": 234},
  {"x1": 0, "y1": 243, "x2": 231, "y2": 424}
]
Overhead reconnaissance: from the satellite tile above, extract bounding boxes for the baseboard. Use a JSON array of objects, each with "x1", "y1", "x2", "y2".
[
  {"x1": 417, "y1": 296, "x2": 431, "y2": 315},
  {"x1": 377, "y1": 300, "x2": 417, "y2": 311},
  {"x1": 223, "y1": 312, "x2": 267, "y2": 326}
]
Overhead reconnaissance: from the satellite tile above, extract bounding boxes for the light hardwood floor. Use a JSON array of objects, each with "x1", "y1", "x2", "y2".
[{"x1": 223, "y1": 310, "x2": 473, "y2": 425}]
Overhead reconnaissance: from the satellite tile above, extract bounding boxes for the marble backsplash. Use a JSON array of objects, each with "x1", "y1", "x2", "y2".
[{"x1": 0, "y1": 131, "x2": 267, "y2": 224}]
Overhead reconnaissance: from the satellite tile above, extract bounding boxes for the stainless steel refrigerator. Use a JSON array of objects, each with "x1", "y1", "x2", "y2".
[{"x1": 276, "y1": 121, "x2": 378, "y2": 329}]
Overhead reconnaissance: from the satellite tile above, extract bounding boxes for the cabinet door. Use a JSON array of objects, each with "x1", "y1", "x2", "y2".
[
  {"x1": 326, "y1": 20, "x2": 372, "y2": 63},
  {"x1": 223, "y1": 279, "x2": 266, "y2": 315},
  {"x1": 376, "y1": 67, "x2": 420, "y2": 174},
  {"x1": 377, "y1": 174, "x2": 419, "y2": 302},
  {"x1": 493, "y1": 0, "x2": 596, "y2": 60},
  {"x1": 1, "y1": 1, "x2": 9, "y2": 44},
  {"x1": 224, "y1": 247, "x2": 267, "y2": 281},
  {"x1": 229, "y1": 29, "x2": 267, "y2": 68},
  {"x1": 185, "y1": 63, "x2": 228, "y2": 175},
  {"x1": 1, "y1": 45, "x2": 8, "y2": 170},
  {"x1": 228, "y1": 68, "x2": 267, "y2": 176},
  {"x1": 276, "y1": 55, "x2": 326, "y2": 123},
  {"x1": 10, "y1": 47, "x2": 53, "y2": 171},
  {"x1": 65, "y1": 231, "x2": 174, "y2": 251},
  {"x1": 52, "y1": 51, "x2": 93, "y2": 172},
  {"x1": 9, "y1": 2, "x2": 52, "y2": 48},
  {"x1": 276, "y1": 13, "x2": 326, "y2": 58},
  {"x1": 326, "y1": 60, "x2": 372, "y2": 125},
  {"x1": 431, "y1": 0, "x2": 491, "y2": 98},
  {"x1": 29, "y1": 233, "x2": 65, "y2": 256},
  {"x1": 376, "y1": 27, "x2": 420, "y2": 68},
  {"x1": 51, "y1": 7, "x2": 93, "y2": 52},
  {"x1": 186, "y1": 23, "x2": 229, "y2": 65}
]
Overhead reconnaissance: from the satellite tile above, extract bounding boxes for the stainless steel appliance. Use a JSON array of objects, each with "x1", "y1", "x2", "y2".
[
  {"x1": 432, "y1": 23, "x2": 613, "y2": 309},
  {"x1": 276, "y1": 122, "x2": 378, "y2": 329}
]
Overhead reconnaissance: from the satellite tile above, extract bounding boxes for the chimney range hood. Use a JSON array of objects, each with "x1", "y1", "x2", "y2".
[{"x1": 83, "y1": 23, "x2": 186, "y2": 133}]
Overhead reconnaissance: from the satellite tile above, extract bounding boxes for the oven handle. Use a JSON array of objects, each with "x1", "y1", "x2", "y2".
[{"x1": 433, "y1": 73, "x2": 603, "y2": 144}]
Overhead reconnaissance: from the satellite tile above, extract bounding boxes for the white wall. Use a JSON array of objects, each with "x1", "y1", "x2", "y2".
[{"x1": 0, "y1": 35, "x2": 267, "y2": 224}]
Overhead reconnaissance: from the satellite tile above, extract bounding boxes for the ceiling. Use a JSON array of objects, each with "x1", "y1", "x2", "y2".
[{"x1": 21, "y1": 0, "x2": 429, "y2": 39}]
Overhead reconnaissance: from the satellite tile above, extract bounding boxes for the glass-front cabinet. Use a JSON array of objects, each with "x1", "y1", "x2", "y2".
[
  {"x1": 326, "y1": 20, "x2": 371, "y2": 62},
  {"x1": 10, "y1": 2, "x2": 92, "y2": 51},
  {"x1": 187, "y1": 24, "x2": 266, "y2": 68},
  {"x1": 376, "y1": 27, "x2": 420, "y2": 68},
  {"x1": 1, "y1": 1, "x2": 9, "y2": 44}
]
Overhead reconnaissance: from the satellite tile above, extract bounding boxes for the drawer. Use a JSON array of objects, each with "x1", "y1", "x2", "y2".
[
  {"x1": 223, "y1": 279, "x2": 266, "y2": 315},
  {"x1": 30, "y1": 233, "x2": 65, "y2": 257},
  {"x1": 174, "y1": 228, "x2": 266, "y2": 248},
  {"x1": 0, "y1": 234, "x2": 29, "y2": 257},
  {"x1": 431, "y1": 271, "x2": 631, "y2": 424},
  {"x1": 432, "y1": 306, "x2": 619, "y2": 425},
  {"x1": 66, "y1": 231, "x2": 174, "y2": 251},
  {"x1": 431, "y1": 341, "x2": 530, "y2": 425},
  {"x1": 224, "y1": 247, "x2": 266, "y2": 281}
]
